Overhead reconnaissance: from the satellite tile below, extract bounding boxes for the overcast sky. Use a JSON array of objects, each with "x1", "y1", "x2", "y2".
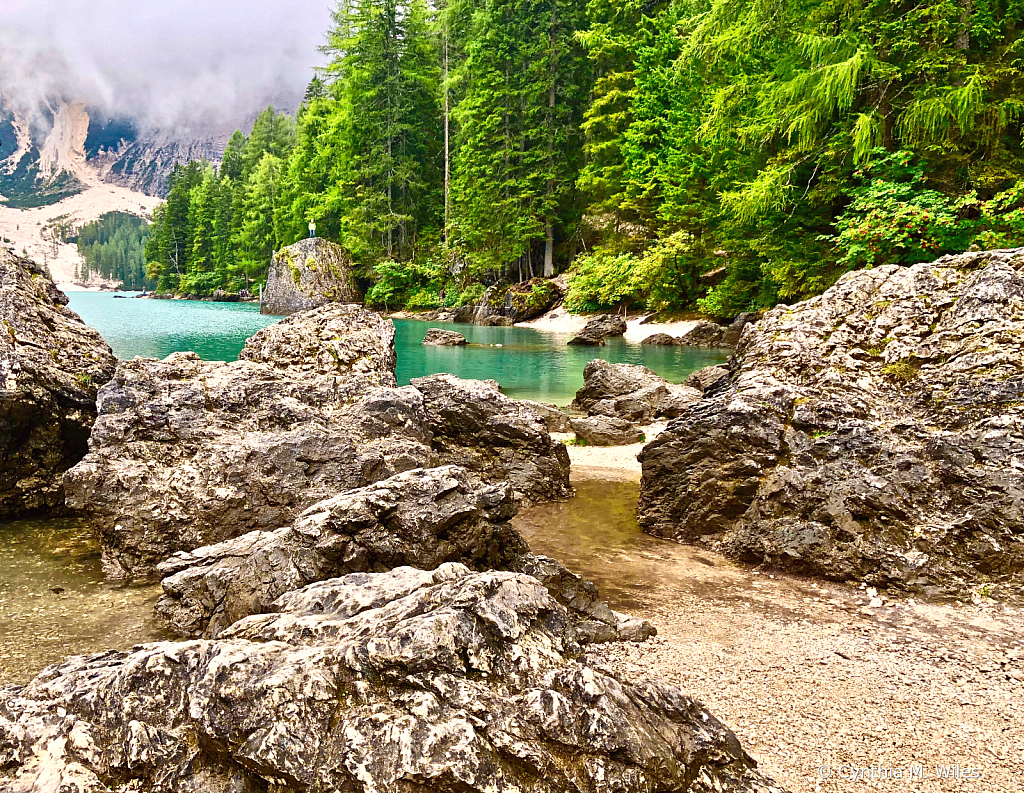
[{"x1": 0, "y1": 0, "x2": 333, "y2": 132}]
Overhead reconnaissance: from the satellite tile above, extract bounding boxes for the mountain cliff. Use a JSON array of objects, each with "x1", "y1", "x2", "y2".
[{"x1": 0, "y1": 93, "x2": 230, "y2": 206}]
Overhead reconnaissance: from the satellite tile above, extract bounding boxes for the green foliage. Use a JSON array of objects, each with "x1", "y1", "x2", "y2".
[
  {"x1": 77, "y1": 212, "x2": 153, "y2": 289},
  {"x1": 151, "y1": 0, "x2": 1024, "y2": 313},
  {"x1": 881, "y1": 360, "x2": 919, "y2": 383}
]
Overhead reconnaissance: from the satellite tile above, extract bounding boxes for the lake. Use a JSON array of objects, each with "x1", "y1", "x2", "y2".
[{"x1": 66, "y1": 292, "x2": 730, "y2": 405}]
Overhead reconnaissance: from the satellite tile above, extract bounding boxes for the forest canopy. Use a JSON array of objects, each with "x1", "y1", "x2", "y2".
[
  {"x1": 145, "y1": 0, "x2": 1024, "y2": 316},
  {"x1": 77, "y1": 212, "x2": 153, "y2": 290}
]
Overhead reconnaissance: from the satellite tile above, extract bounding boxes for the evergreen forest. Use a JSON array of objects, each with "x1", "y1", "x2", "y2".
[
  {"x1": 145, "y1": 0, "x2": 1024, "y2": 317},
  {"x1": 76, "y1": 212, "x2": 153, "y2": 290}
]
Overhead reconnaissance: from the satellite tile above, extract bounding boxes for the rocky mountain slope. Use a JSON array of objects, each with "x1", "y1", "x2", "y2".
[{"x1": 639, "y1": 248, "x2": 1024, "y2": 598}]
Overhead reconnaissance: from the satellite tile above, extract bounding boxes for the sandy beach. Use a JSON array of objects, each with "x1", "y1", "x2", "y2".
[{"x1": 517, "y1": 306, "x2": 702, "y2": 343}]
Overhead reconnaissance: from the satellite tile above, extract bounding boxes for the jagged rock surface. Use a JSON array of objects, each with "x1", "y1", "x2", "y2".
[
  {"x1": 685, "y1": 364, "x2": 732, "y2": 394},
  {"x1": 0, "y1": 564, "x2": 783, "y2": 793},
  {"x1": 412, "y1": 374, "x2": 572, "y2": 504},
  {"x1": 422, "y1": 328, "x2": 467, "y2": 346},
  {"x1": 570, "y1": 415, "x2": 645, "y2": 446},
  {"x1": 261, "y1": 238, "x2": 361, "y2": 316},
  {"x1": 65, "y1": 307, "x2": 570, "y2": 580},
  {"x1": 156, "y1": 466, "x2": 650, "y2": 643},
  {"x1": 518, "y1": 400, "x2": 572, "y2": 433},
  {"x1": 639, "y1": 250, "x2": 1024, "y2": 596},
  {"x1": 676, "y1": 320, "x2": 727, "y2": 347},
  {"x1": 567, "y1": 314, "x2": 627, "y2": 346},
  {"x1": 0, "y1": 249, "x2": 116, "y2": 517},
  {"x1": 571, "y1": 359, "x2": 702, "y2": 423}
]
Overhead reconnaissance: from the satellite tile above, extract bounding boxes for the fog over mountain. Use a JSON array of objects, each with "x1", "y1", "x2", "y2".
[{"x1": 0, "y1": 0, "x2": 332, "y2": 133}]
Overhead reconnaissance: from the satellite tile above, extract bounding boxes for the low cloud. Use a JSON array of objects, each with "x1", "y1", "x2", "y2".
[{"x1": 0, "y1": 0, "x2": 333, "y2": 133}]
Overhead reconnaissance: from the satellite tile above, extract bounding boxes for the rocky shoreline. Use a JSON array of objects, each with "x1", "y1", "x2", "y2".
[{"x1": 2, "y1": 246, "x2": 1023, "y2": 791}]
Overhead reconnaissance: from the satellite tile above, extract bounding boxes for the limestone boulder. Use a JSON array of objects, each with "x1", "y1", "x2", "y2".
[
  {"x1": 261, "y1": 237, "x2": 360, "y2": 316},
  {"x1": 676, "y1": 319, "x2": 727, "y2": 347},
  {"x1": 567, "y1": 314, "x2": 627, "y2": 345},
  {"x1": 0, "y1": 564, "x2": 783, "y2": 793},
  {"x1": 412, "y1": 373, "x2": 572, "y2": 504},
  {"x1": 156, "y1": 466, "x2": 649, "y2": 643},
  {"x1": 0, "y1": 249, "x2": 116, "y2": 517},
  {"x1": 639, "y1": 249, "x2": 1024, "y2": 596},
  {"x1": 571, "y1": 359, "x2": 702, "y2": 423},
  {"x1": 65, "y1": 307, "x2": 572, "y2": 580},
  {"x1": 422, "y1": 328, "x2": 467, "y2": 346},
  {"x1": 641, "y1": 333, "x2": 679, "y2": 345},
  {"x1": 570, "y1": 415, "x2": 645, "y2": 446}
]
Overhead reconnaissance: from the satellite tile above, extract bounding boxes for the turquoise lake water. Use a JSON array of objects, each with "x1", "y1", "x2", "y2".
[{"x1": 66, "y1": 292, "x2": 729, "y2": 405}]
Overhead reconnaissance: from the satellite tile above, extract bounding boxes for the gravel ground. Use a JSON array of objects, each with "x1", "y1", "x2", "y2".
[{"x1": 589, "y1": 577, "x2": 1023, "y2": 793}]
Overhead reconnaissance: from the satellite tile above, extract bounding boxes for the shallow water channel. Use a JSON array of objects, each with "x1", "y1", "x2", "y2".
[{"x1": 0, "y1": 515, "x2": 166, "y2": 684}]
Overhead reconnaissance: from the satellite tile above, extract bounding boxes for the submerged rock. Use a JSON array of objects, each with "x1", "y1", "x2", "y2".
[
  {"x1": 0, "y1": 249, "x2": 116, "y2": 517},
  {"x1": 261, "y1": 237, "x2": 361, "y2": 316},
  {"x1": 570, "y1": 415, "x2": 645, "y2": 446},
  {"x1": 571, "y1": 359, "x2": 702, "y2": 423},
  {"x1": 422, "y1": 327, "x2": 467, "y2": 346},
  {"x1": 412, "y1": 374, "x2": 572, "y2": 505},
  {"x1": 0, "y1": 564, "x2": 781, "y2": 793},
  {"x1": 639, "y1": 249, "x2": 1024, "y2": 596},
  {"x1": 65, "y1": 306, "x2": 570, "y2": 580},
  {"x1": 156, "y1": 465, "x2": 649, "y2": 642},
  {"x1": 567, "y1": 313, "x2": 627, "y2": 346}
]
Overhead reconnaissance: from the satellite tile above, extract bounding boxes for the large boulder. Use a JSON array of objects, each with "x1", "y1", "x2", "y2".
[
  {"x1": 641, "y1": 333, "x2": 679, "y2": 346},
  {"x1": 0, "y1": 249, "x2": 116, "y2": 517},
  {"x1": 639, "y1": 249, "x2": 1024, "y2": 596},
  {"x1": 676, "y1": 320, "x2": 727, "y2": 347},
  {"x1": 502, "y1": 278, "x2": 562, "y2": 322},
  {"x1": 0, "y1": 564, "x2": 782, "y2": 793},
  {"x1": 567, "y1": 313, "x2": 627, "y2": 346},
  {"x1": 518, "y1": 399, "x2": 572, "y2": 433},
  {"x1": 411, "y1": 374, "x2": 572, "y2": 504},
  {"x1": 571, "y1": 359, "x2": 702, "y2": 423},
  {"x1": 261, "y1": 237, "x2": 361, "y2": 316},
  {"x1": 422, "y1": 328, "x2": 467, "y2": 346},
  {"x1": 155, "y1": 466, "x2": 649, "y2": 642},
  {"x1": 65, "y1": 306, "x2": 571, "y2": 581},
  {"x1": 570, "y1": 415, "x2": 645, "y2": 447},
  {"x1": 684, "y1": 364, "x2": 732, "y2": 394}
]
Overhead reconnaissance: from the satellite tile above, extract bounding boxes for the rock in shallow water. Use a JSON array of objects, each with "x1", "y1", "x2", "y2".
[
  {"x1": 260, "y1": 237, "x2": 361, "y2": 316},
  {"x1": 65, "y1": 306, "x2": 569, "y2": 581},
  {"x1": 567, "y1": 313, "x2": 627, "y2": 345},
  {"x1": 422, "y1": 327, "x2": 467, "y2": 346},
  {"x1": 0, "y1": 564, "x2": 783, "y2": 793},
  {"x1": 639, "y1": 249, "x2": 1024, "y2": 596},
  {"x1": 0, "y1": 249, "x2": 116, "y2": 518}
]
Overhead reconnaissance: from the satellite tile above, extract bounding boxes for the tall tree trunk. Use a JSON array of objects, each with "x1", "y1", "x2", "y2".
[
  {"x1": 543, "y1": 1, "x2": 557, "y2": 278},
  {"x1": 444, "y1": 30, "x2": 451, "y2": 244},
  {"x1": 956, "y1": 0, "x2": 973, "y2": 50}
]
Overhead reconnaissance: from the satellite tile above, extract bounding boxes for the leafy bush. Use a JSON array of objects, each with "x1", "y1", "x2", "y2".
[{"x1": 177, "y1": 270, "x2": 225, "y2": 296}]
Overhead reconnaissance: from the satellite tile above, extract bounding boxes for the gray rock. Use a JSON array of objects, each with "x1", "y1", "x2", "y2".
[
  {"x1": 567, "y1": 313, "x2": 627, "y2": 345},
  {"x1": 639, "y1": 249, "x2": 1024, "y2": 596},
  {"x1": 412, "y1": 373, "x2": 572, "y2": 505},
  {"x1": 685, "y1": 364, "x2": 732, "y2": 394},
  {"x1": 571, "y1": 359, "x2": 702, "y2": 422},
  {"x1": 723, "y1": 312, "x2": 757, "y2": 346},
  {"x1": 571, "y1": 415, "x2": 645, "y2": 446},
  {"x1": 66, "y1": 308, "x2": 572, "y2": 580},
  {"x1": 156, "y1": 465, "x2": 651, "y2": 642},
  {"x1": 261, "y1": 237, "x2": 361, "y2": 316},
  {"x1": 677, "y1": 319, "x2": 728, "y2": 347},
  {"x1": 422, "y1": 327, "x2": 467, "y2": 346},
  {"x1": 518, "y1": 399, "x2": 573, "y2": 432},
  {"x1": 0, "y1": 564, "x2": 781, "y2": 793},
  {"x1": 641, "y1": 332, "x2": 679, "y2": 345},
  {"x1": 0, "y1": 249, "x2": 116, "y2": 517},
  {"x1": 478, "y1": 314, "x2": 514, "y2": 326}
]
